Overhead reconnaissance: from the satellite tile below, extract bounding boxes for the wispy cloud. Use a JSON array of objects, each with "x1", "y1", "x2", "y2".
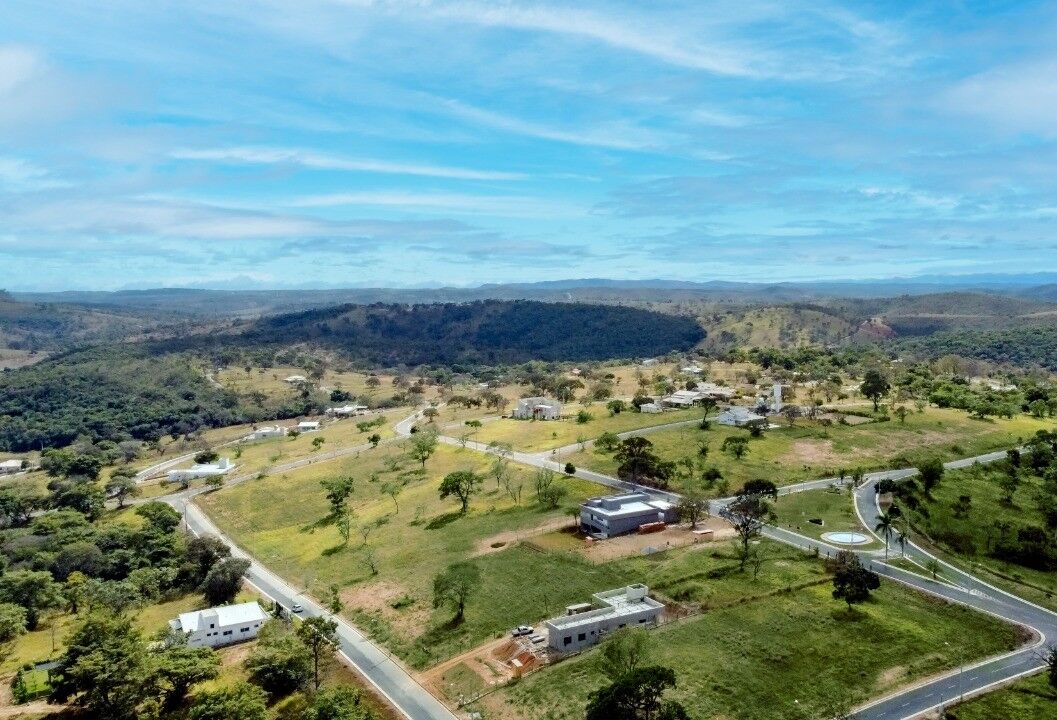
[
  {"x1": 171, "y1": 146, "x2": 526, "y2": 180},
  {"x1": 288, "y1": 189, "x2": 584, "y2": 217}
]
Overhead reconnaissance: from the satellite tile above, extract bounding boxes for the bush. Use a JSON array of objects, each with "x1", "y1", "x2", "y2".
[{"x1": 564, "y1": 463, "x2": 576, "y2": 475}]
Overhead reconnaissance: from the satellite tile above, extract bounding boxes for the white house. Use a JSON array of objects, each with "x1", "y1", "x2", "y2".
[
  {"x1": 326, "y1": 405, "x2": 369, "y2": 417},
  {"x1": 245, "y1": 426, "x2": 288, "y2": 441},
  {"x1": 167, "y1": 457, "x2": 235, "y2": 483},
  {"x1": 681, "y1": 365, "x2": 704, "y2": 375},
  {"x1": 297, "y1": 420, "x2": 321, "y2": 432},
  {"x1": 512, "y1": 397, "x2": 561, "y2": 420},
  {"x1": 639, "y1": 402, "x2": 663, "y2": 414},
  {"x1": 640, "y1": 358, "x2": 659, "y2": 367},
  {"x1": 284, "y1": 375, "x2": 308, "y2": 384},
  {"x1": 0, "y1": 459, "x2": 25, "y2": 475},
  {"x1": 169, "y1": 601, "x2": 269, "y2": 648},
  {"x1": 716, "y1": 407, "x2": 767, "y2": 427},
  {"x1": 544, "y1": 585, "x2": 663, "y2": 653}
]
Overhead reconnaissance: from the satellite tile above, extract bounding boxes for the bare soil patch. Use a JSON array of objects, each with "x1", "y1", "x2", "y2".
[
  {"x1": 581, "y1": 518, "x2": 734, "y2": 564},
  {"x1": 784, "y1": 439, "x2": 840, "y2": 465}
]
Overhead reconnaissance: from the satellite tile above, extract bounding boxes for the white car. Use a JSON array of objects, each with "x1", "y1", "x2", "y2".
[
  {"x1": 511, "y1": 625, "x2": 533, "y2": 637},
  {"x1": 291, "y1": 603, "x2": 304, "y2": 614}
]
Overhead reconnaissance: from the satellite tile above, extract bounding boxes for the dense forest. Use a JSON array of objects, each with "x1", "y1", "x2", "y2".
[
  {"x1": 897, "y1": 327, "x2": 1057, "y2": 371},
  {"x1": 233, "y1": 300, "x2": 706, "y2": 366},
  {"x1": 0, "y1": 347, "x2": 254, "y2": 451}
]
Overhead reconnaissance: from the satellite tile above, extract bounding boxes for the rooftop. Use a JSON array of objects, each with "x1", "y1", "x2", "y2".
[
  {"x1": 172, "y1": 601, "x2": 267, "y2": 633},
  {"x1": 546, "y1": 585, "x2": 662, "y2": 630}
]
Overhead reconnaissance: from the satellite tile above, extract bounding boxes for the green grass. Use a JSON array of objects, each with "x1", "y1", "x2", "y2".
[
  {"x1": 470, "y1": 408, "x2": 702, "y2": 452},
  {"x1": 440, "y1": 662, "x2": 490, "y2": 704},
  {"x1": 491, "y1": 582, "x2": 1025, "y2": 720},
  {"x1": 565, "y1": 407, "x2": 1052, "y2": 491},
  {"x1": 774, "y1": 487, "x2": 880, "y2": 548},
  {"x1": 900, "y1": 462, "x2": 1057, "y2": 612},
  {"x1": 948, "y1": 672, "x2": 1057, "y2": 719}
]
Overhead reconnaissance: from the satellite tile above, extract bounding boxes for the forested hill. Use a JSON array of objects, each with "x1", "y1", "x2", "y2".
[
  {"x1": 0, "y1": 300, "x2": 703, "y2": 450},
  {"x1": 897, "y1": 327, "x2": 1057, "y2": 371},
  {"x1": 231, "y1": 300, "x2": 705, "y2": 365}
]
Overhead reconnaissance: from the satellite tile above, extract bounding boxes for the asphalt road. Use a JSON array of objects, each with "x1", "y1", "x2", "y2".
[
  {"x1": 168, "y1": 408, "x2": 1045, "y2": 720},
  {"x1": 168, "y1": 494, "x2": 458, "y2": 720}
]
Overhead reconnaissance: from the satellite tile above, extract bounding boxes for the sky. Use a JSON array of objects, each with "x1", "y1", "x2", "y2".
[{"x1": 2, "y1": 0, "x2": 1057, "y2": 290}]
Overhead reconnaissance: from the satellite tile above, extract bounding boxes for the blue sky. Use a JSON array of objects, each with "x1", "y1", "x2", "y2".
[{"x1": 2, "y1": 1, "x2": 1057, "y2": 290}]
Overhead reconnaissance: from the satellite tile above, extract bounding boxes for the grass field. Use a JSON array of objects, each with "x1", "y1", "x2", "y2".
[
  {"x1": 565, "y1": 407, "x2": 1053, "y2": 491},
  {"x1": 471, "y1": 408, "x2": 702, "y2": 452},
  {"x1": 0, "y1": 590, "x2": 257, "y2": 674},
  {"x1": 773, "y1": 487, "x2": 881, "y2": 548},
  {"x1": 199, "y1": 441, "x2": 612, "y2": 667},
  {"x1": 487, "y1": 582, "x2": 1025, "y2": 720},
  {"x1": 216, "y1": 366, "x2": 407, "y2": 405},
  {"x1": 949, "y1": 673, "x2": 1057, "y2": 719},
  {"x1": 899, "y1": 462, "x2": 1057, "y2": 612}
]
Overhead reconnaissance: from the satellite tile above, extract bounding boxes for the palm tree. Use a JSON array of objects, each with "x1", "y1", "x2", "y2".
[
  {"x1": 897, "y1": 526, "x2": 908, "y2": 557},
  {"x1": 875, "y1": 512, "x2": 894, "y2": 561}
]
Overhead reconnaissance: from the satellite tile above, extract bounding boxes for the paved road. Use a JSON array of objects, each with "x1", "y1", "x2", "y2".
[
  {"x1": 414, "y1": 416, "x2": 1052, "y2": 719},
  {"x1": 167, "y1": 492, "x2": 458, "y2": 720}
]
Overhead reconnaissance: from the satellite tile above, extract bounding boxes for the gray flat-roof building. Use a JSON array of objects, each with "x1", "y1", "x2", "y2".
[
  {"x1": 513, "y1": 396, "x2": 561, "y2": 420},
  {"x1": 544, "y1": 584, "x2": 663, "y2": 652},
  {"x1": 580, "y1": 493, "x2": 677, "y2": 539},
  {"x1": 716, "y1": 406, "x2": 767, "y2": 427}
]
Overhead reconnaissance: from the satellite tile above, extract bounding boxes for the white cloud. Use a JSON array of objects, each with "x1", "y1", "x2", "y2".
[
  {"x1": 435, "y1": 97, "x2": 668, "y2": 150},
  {"x1": 288, "y1": 189, "x2": 583, "y2": 217},
  {"x1": 0, "y1": 157, "x2": 70, "y2": 192},
  {"x1": 943, "y1": 57, "x2": 1057, "y2": 135},
  {"x1": 0, "y1": 45, "x2": 41, "y2": 95},
  {"x1": 171, "y1": 146, "x2": 526, "y2": 180}
]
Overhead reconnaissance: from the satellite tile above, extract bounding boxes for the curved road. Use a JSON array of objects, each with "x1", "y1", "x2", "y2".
[{"x1": 172, "y1": 408, "x2": 1048, "y2": 720}]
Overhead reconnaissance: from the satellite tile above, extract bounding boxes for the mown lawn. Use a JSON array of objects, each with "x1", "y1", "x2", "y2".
[
  {"x1": 566, "y1": 407, "x2": 1052, "y2": 491},
  {"x1": 471, "y1": 408, "x2": 702, "y2": 452},
  {"x1": 488, "y1": 582, "x2": 1026, "y2": 720},
  {"x1": 774, "y1": 487, "x2": 881, "y2": 548},
  {"x1": 949, "y1": 672, "x2": 1057, "y2": 719}
]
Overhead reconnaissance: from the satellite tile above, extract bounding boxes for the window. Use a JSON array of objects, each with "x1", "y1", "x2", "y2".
[
  {"x1": 618, "y1": 624, "x2": 626, "y2": 629},
  {"x1": 209, "y1": 623, "x2": 215, "y2": 629},
  {"x1": 563, "y1": 636, "x2": 572, "y2": 646},
  {"x1": 577, "y1": 633, "x2": 586, "y2": 642},
  {"x1": 241, "y1": 627, "x2": 250, "y2": 632},
  {"x1": 638, "y1": 619, "x2": 647, "y2": 624},
  {"x1": 223, "y1": 630, "x2": 233, "y2": 636}
]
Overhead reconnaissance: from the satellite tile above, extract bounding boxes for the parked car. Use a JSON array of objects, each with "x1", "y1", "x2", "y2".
[
  {"x1": 511, "y1": 625, "x2": 533, "y2": 637},
  {"x1": 291, "y1": 603, "x2": 304, "y2": 613}
]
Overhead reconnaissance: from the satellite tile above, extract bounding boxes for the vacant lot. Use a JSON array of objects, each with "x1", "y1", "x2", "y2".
[
  {"x1": 487, "y1": 582, "x2": 1024, "y2": 720},
  {"x1": 471, "y1": 408, "x2": 701, "y2": 452},
  {"x1": 216, "y1": 365, "x2": 406, "y2": 404},
  {"x1": 566, "y1": 407, "x2": 1052, "y2": 490},
  {"x1": 900, "y1": 462, "x2": 1057, "y2": 612}
]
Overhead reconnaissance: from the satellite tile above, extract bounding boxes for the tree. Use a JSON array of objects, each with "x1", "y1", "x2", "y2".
[
  {"x1": 182, "y1": 536, "x2": 231, "y2": 588},
  {"x1": 875, "y1": 512, "x2": 895, "y2": 561},
  {"x1": 188, "y1": 682, "x2": 268, "y2": 720},
  {"x1": 917, "y1": 458, "x2": 945, "y2": 495},
  {"x1": 585, "y1": 665, "x2": 689, "y2": 720},
  {"x1": 308, "y1": 686, "x2": 373, "y2": 720},
  {"x1": 381, "y1": 481, "x2": 402, "y2": 513},
  {"x1": 925, "y1": 558, "x2": 941, "y2": 580},
  {"x1": 607, "y1": 399, "x2": 627, "y2": 416},
  {"x1": 724, "y1": 491, "x2": 775, "y2": 571},
  {"x1": 312, "y1": 437, "x2": 326, "y2": 451},
  {"x1": 740, "y1": 479, "x2": 778, "y2": 499},
  {"x1": 408, "y1": 429, "x2": 438, "y2": 468},
  {"x1": 368, "y1": 433, "x2": 381, "y2": 447},
  {"x1": 860, "y1": 370, "x2": 890, "y2": 412},
  {"x1": 321, "y1": 476, "x2": 355, "y2": 519},
  {"x1": 439, "y1": 470, "x2": 483, "y2": 514},
  {"x1": 106, "y1": 468, "x2": 140, "y2": 507},
  {"x1": 154, "y1": 643, "x2": 221, "y2": 709},
  {"x1": 721, "y1": 436, "x2": 749, "y2": 460},
  {"x1": 200, "y1": 558, "x2": 250, "y2": 606},
  {"x1": 0, "y1": 602, "x2": 27, "y2": 643},
  {"x1": 336, "y1": 506, "x2": 352, "y2": 547},
  {"x1": 998, "y1": 468, "x2": 1021, "y2": 506},
  {"x1": 893, "y1": 406, "x2": 909, "y2": 424},
  {"x1": 50, "y1": 613, "x2": 151, "y2": 720},
  {"x1": 614, "y1": 436, "x2": 672, "y2": 488},
  {"x1": 421, "y1": 407, "x2": 439, "y2": 423},
  {"x1": 246, "y1": 620, "x2": 313, "y2": 695},
  {"x1": 1044, "y1": 645, "x2": 1057, "y2": 689},
  {"x1": 782, "y1": 405, "x2": 801, "y2": 427},
  {"x1": 598, "y1": 627, "x2": 652, "y2": 680},
  {"x1": 831, "y1": 551, "x2": 880, "y2": 609},
  {"x1": 676, "y1": 490, "x2": 708, "y2": 529},
  {"x1": 297, "y1": 616, "x2": 339, "y2": 691},
  {"x1": 595, "y1": 431, "x2": 621, "y2": 453},
  {"x1": 194, "y1": 450, "x2": 219, "y2": 465},
  {"x1": 137, "y1": 501, "x2": 181, "y2": 533},
  {"x1": 433, "y1": 562, "x2": 480, "y2": 623},
  {"x1": 0, "y1": 570, "x2": 63, "y2": 630}
]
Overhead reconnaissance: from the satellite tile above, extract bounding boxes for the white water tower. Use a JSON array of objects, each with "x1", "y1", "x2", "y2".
[{"x1": 772, "y1": 383, "x2": 782, "y2": 412}]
